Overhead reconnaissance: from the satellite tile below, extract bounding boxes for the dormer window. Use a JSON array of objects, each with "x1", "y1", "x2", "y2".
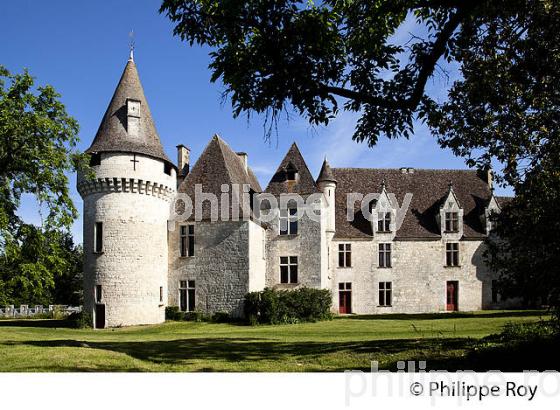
[
  {"x1": 286, "y1": 164, "x2": 298, "y2": 181},
  {"x1": 126, "y1": 98, "x2": 141, "y2": 138},
  {"x1": 444, "y1": 212, "x2": 459, "y2": 232},
  {"x1": 89, "y1": 153, "x2": 101, "y2": 166},
  {"x1": 377, "y1": 212, "x2": 391, "y2": 232}
]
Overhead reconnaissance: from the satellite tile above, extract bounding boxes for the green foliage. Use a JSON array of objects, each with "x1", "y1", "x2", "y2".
[
  {"x1": 486, "y1": 162, "x2": 560, "y2": 310},
  {"x1": 211, "y1": 311, "x2": 231, "y2": 323},
  {"x1": 0, "y1": 65, "x2": 87, "y2": 306},
  {"x1": 244, "y1": 287, "x2": 332, "y2": 325},
  {"x1": 0, "y1": 226, "x2": 83, "y2": 306},
  {"x1": 160, "y1": 1, "x2": 560, "y2": 185},
  {"x1": 165, "y1": 306, "x2": 182, "y2": 320},
  {"x1": 67, "y1": 311, "x2": 93, "y2": 329},
  {"x1": 184, "y1": 310, "x2": 205, "y2": 322}
]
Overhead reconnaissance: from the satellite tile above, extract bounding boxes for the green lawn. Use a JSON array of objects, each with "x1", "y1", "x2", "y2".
[{"x1": 0, "y1": 310, "x2": 549, "y2": 372}]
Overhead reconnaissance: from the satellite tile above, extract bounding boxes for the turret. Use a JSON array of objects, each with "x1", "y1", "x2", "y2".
[
  {"x1": 77, "y1": 53, "x2": 176, "y2": 328},
  {"x1": 317, "y1": 158, "x2": 337, "y2": 233}
]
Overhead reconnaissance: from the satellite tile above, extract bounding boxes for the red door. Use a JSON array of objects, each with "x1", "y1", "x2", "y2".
[
  {"x1": 446, "y1": 281, "x2": 458, "y2": 311},
  {"x1": 339, "y1": 282, "x2": 352, "y2": 314}
]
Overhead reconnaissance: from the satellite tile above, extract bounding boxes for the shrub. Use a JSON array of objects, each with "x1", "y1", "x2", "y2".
[
  {"x1": 244, "y1": 287, "x2": 332, "y2": 325},
  {"x1": 184, "y1": 310, "x2": 205, "y2": 322},
  {"x1": 211, "y1": 311, "x2": 231, "y2": 323},
  {"x1": 165, "y1": 306, "x2": 182, "y2": 321},
  {"x1": 67, "y1": 311, "x2": 92, "y2": 328}
]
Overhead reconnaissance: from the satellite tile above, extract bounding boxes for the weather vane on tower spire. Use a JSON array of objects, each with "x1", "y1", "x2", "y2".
[{"x1": 128, "y1": 30, "x2": 135, "y2": 62}]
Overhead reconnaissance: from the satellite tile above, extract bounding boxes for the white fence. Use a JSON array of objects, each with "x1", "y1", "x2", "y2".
[{"x1": 0, "y1": 305, "x2": 82, "y2": 318}]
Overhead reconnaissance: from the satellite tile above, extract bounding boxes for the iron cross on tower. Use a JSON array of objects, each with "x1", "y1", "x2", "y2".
[{"x1": 130, "y1": 154, "x2": 139, "y2": 170}]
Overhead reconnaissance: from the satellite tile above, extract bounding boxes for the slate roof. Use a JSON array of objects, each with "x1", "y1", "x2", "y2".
[
  {"x1": 317, "y1": 159, "x2": 337, "y2": 184},
  {"x1": 332, "y1": 168, "x2": 493, "y2": 239},
  {"x1": 178, "y1": 135, "x2": 262, "y2": 220},
  {"x1": 265, "y1": 143, "x2": 319, "y2": 195},
  {"x1": 86, "y1": 58, "x2": 173, "y2": 165}
]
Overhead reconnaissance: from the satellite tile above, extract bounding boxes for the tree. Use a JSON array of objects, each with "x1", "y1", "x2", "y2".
[
  {"x1": 0, "y1": 65, "x2": 87, "y2": 304},
  {"x1": 160, "y1": 0, "x2": 559, "y2": 188},
  {"x1": 0, "y1": 225, "x2": 83, "y2": 306},
  {"x1": 161, "y1": 0, "x2": 560, "y2": 312},
  {"x1": 486, "y1": 154, "x2": 560, "y2": 311}
]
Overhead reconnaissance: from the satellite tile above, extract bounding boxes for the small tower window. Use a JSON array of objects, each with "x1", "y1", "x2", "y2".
[
  {"x1": 95, "y1": 285, "x2": 102, "y2": 303},
  {"x1": 89, "y1": 153, "x2": 101, "y2": 166},
  {"x1": 94, "y1": 222, "x2": 103, "y2": 253},
  {"x1": 160, "y1": 286, "x2": 164, "y2": 303},
  {"x1": 164, "y1": 162, "x2": 172, "y2": 175}
]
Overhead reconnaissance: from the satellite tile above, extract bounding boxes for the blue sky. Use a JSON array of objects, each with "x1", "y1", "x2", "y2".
[{"x1": 0, "y1": 1, "x2": 512, "y2": 243}]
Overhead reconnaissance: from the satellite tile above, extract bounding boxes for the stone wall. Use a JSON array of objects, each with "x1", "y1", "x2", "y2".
[
  {"x1": 168, "y1": 220, "x2": 256, "y2": 317},
  {"x1": 80, "y1": 152, "x2": 175, "y2": 327},
  {"x1": 330, "y1": 238, "x2": 500, "y2": 314},
  {"x1": 264, "y1": 197, "x2": 326, "y2": 289}
]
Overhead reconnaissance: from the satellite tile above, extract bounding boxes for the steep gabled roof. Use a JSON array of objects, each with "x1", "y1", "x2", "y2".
[
  {"x1": 178, "y1": 135, "x2": 262, "y2": 220},
  {"x1": 86, "y1": 58, "x2": 172, "y2": 164},
  {"x1": 265, "y1": 143, "x2": 318, "y2": 195},
  {"x1": 317, "y1": 158, "x2": 337, "y2": 184},
  {"x1": 332, "y1": 168, "x2": 492, "y2": 239}
]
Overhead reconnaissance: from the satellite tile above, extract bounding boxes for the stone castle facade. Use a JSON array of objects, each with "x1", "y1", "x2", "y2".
[{"x1": 78, "y1": 56, "x2": 512, "y2": 328}]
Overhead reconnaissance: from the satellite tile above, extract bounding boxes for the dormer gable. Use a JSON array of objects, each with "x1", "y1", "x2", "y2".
[
  {"x1": 372, "y1": 182, "x2": 397, "y2": 239},
  {"x1": 438, "y1": 183, "x2": 464, "y2": 238},
  {"x1": 484, "y1": 193, "x2": 502, "y2": 235}
]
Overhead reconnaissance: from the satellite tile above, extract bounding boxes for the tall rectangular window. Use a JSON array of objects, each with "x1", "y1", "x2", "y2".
[
  {"x1": 279, "y1": 208, "x2": 298, "y2": 235},
  {"x1": 445, "y1": 212, "x2": 459, "y2": 232},
  {"x1": 446, "y1": 242, "x2": 460, "y2": 266},
  {"x1": 280, "y1": 256, "x2": 298, "y2": 284},
  {"x1": 179, "y1": 280, "x2": 195, "y2": 312},
  {"x1": 338, "y1": 243, "x2": 352, "y2": 267},
  {"x1": 180, "y1": 225, "x2": 195, "y2": 257},
  {"x1": 94, "y1": 222, "x2": 103, "y2": 253},
  {"x1": 160, "y1": 286, "x2": 164, "y2": 303},
  {"x1": 379, "y1": 282, "x2": 392, "y2": 306},
  {"x1": 95, "y1": 285, "x2": 102, "y2": 303},
  {"x1": 377, "y1": 212, "x2": 391, "y2": 232},
  {"x1": 379, "y1": 243, "x2": 392, "y2": 268}
]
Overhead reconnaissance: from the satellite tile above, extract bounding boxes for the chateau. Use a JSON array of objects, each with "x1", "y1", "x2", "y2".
[{"x1": 78, "y1": 55, "x2": 511, "y2": 328}]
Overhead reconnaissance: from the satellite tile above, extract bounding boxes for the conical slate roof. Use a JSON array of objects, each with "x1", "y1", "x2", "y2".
[
  {"x1": 265, "y1": 142, "x2": 318, "y2": 195},
  {"x1": 317, "y1": 158, "x2": 336, "y2": 184},
  {"x1": 86, "y1": 57, "x2": 172, "y2": 164}
]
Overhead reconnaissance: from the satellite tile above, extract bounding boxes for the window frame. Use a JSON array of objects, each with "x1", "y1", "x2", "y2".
[
  {"x1": 179, "y1": 280, "x2": 196, "y2": 312},
  {"x1": 95, "y1": 285, "x2": 102, "y2": 304},
  {"x1": 444, "y1": 211, "x2": 459, "y2": 233},
  {"x1": 378, "y1": 281, "x2": 392, "y2": 307},
  {"x1": 377, "y1": 211, "x2": 391, "y2": 232},
  {"x1": 93, "y1": 222, "x2": 103, "y2": 254},
  {"x1": 279, "y1": 207, "x2": 298, "y2": 235},
  {"x1": 378, "y1": 243, "x2": 392, "y2": 268},
  {"x1": 445, "y1": 242, "x2": 460, "y2": 267},
  {"x1": 179, "y1": 224, "x2": 195, "y2": 257},
  {"x1": 338, "y1": 243, "x2": 352, "y2": 268},
  {"x1": 280, "y1": 256, "x2": 298, "y2": 284}
]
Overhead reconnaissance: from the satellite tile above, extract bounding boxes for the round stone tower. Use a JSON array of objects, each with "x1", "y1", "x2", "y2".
[{"x1": 77, "y1": 53, "x2": 176, "y2": 328}]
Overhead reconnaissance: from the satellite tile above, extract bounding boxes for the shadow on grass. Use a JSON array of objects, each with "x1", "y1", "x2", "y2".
[
  {"x1": 3, "y1": 334, "x2": 558, "y2": 371},
  {"x1": 0, "y1": 319, "x2": 73, "y2": 328},
  {"x1": 0, "y1": 337, "x2": 477, "y2": 371},
  {"x1": 337, "y1": 310, "x2": 548, "y2": 321}
]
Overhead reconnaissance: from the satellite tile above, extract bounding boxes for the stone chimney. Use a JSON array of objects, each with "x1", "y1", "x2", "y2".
[
  {"x1": 487, "y1": 168, "x2": 493, "y2": 190},
  {"x1": 237, "y1": 152, "x2": 248, "y2": 173},
  {"x1": 177, "y1": 144, "x2": 190, "y2": 177}
]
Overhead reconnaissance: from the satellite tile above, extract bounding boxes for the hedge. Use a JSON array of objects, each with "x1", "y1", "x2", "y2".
[{"x1": 244, "y1": 287, "x2": 332, "y2": 325}]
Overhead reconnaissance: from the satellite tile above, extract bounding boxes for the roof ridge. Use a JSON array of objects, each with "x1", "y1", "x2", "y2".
[{"x1": 332, "y1": 167, "x2": 478, "y2": 172}]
